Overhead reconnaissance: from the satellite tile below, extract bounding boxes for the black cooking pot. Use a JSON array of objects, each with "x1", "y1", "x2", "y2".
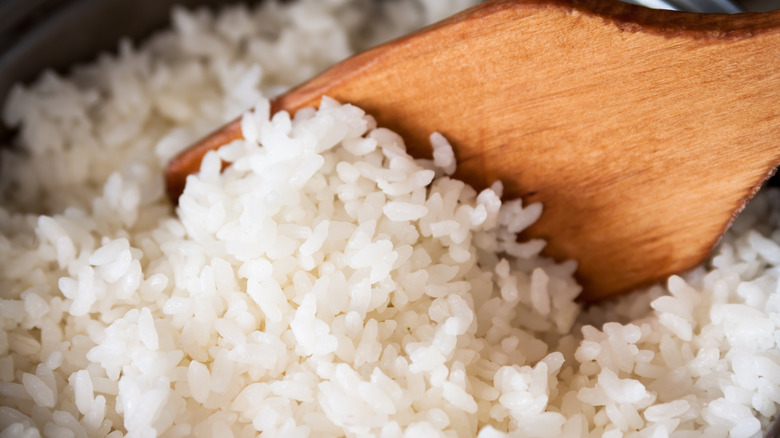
[{"x1": 0, "y1": 0, "x2": 262, "y2": 143}]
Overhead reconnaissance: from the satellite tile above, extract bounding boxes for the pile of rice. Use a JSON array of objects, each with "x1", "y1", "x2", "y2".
[{"x1": 1, "y1": 1, "x2": 779, "y2": 437}]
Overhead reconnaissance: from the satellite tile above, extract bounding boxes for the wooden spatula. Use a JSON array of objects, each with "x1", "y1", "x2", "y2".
[{"x1": 164, "y1": 0, "x2": 780, "y2": 301}]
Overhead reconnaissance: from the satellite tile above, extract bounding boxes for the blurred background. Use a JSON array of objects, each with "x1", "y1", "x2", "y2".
[{"x1": 0, "y1": 0, "x2": 778, "y2": 144}]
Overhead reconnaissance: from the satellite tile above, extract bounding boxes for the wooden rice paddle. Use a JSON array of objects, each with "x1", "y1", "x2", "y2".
[{"x1": 165, "y1": 0, "x2": 780, "y2": 301}]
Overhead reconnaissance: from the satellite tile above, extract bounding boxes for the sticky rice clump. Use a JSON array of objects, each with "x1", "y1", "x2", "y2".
[{"x1": 1, "y1": 2, "x2": 779, "y2": 437}]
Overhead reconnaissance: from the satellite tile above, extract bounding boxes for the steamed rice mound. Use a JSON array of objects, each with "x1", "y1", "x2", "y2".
[{"x1": 1, "y1": 1, "x2": 779, "y2": 437}]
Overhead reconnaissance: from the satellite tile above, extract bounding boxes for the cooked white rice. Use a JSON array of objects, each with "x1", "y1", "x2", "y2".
[{"x1": 1, "y1": 1, "x2": 779, "y2": 437}]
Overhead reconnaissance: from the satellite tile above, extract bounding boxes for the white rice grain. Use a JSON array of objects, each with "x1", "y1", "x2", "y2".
[
  {"x1": 188, "y1": 361, "x2": 211, "y2": 403},
  {"x1": 22, "y1": 373, "x2": 54, "y2": 408},
  {"x1": 2, "y1": 1, "x2": 780, "y2": 437},
  {"x1": 383, "y1": 202, "x2": 429, "y2": 222}
]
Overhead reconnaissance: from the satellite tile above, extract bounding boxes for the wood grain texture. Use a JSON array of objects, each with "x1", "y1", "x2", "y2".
[{"x1": 165, "y1": 0, "x2": 780, "y2": 300}]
